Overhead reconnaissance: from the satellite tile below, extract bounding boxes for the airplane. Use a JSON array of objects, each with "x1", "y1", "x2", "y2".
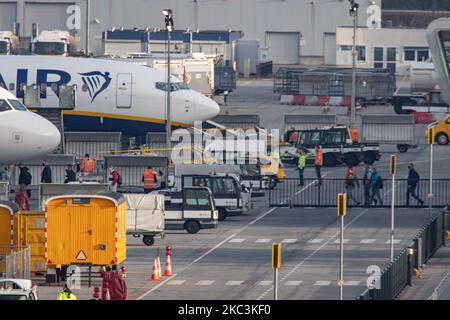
[
  {"x1": 0, "y1": 87, "x2": 61, "y2": 164},
  {"x1": 0, "y1": 56, "x2": 220, "y2": 137}
]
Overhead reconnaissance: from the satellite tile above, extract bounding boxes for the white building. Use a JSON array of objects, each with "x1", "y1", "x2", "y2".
[
  {"x1": 0, "y1": 0, "x2": 381, "y2": 65},
  {"x1": 336, "y1": 26, "x2": 430, "y2": 75}
]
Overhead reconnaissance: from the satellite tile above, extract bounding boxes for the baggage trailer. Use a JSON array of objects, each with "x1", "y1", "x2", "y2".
[
  {"x1": 44, "y1": 192, "x2": 127, "y2": 283},
  {"x1": 125, "y1": 194, "x2": 165, "y2": 246}
]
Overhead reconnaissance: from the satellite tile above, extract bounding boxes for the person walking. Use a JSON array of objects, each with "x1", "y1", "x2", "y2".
[
  {"x1": 108, "y1": 166, "x2": 119, "y2": 192},
  {"x1": 15, "y1": 184, "x2": 30, "y2": 211},
  {"x1": 297, "y1": 151, "x2": 306, "y2": 187},
  {"x1": 406, "y1": 163, "x2": 424, "y2": 207},
  {"x1": 362, "y1": 165, "x2": 372, "y2": 207},
  {"x1": 41, "y1": 160, "x2": 52, "y2": 184},
  {"x1": 315, "y1": 146, "x2": 323, "y2": 186},
  {"x1": 64, "y1": 164, "x2": 77, "y2": 183},
  {"x1": 344, "y1": 166, "x2": 361, "y2": 206},
  {"x1": 18, "y1": 165, "x2": 32, "y2": 199},
  {"x1": 369, "y1": 167, "x2": 383, "y2": 206},
  {"x1": 81, "y1": 154, "x2": 95, "y2": 174},
  {"x1": 142, "y1": 166, "x2": 157, "y2": 194}
]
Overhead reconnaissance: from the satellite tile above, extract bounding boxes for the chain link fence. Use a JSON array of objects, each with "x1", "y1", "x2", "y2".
[{"x1": 0, "y1": 246, "x2": 31, "y2": 280}]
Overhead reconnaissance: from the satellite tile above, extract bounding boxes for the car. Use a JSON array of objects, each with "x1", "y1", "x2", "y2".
[{"x1": 0, "y1": 279, "x2": 39, "y2": 300}]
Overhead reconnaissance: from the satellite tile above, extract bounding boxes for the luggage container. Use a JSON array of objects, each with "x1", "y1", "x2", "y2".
[
  {"x1": 14, "y1": 211, "x2": 46, "y2": 273},
  {"x1": 125, "y1": 194, "x2": 165, "y2": 246},
  {"x1": 0, "y1": 201, "x2": 18, "y2": 248},
  {"x1": 44, "y1": 192, "x2": 127, "y2": 282}
]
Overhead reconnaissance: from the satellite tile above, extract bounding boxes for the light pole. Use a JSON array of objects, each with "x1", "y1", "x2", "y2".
[
  {"x1": 86, "y1": 0, "x2": 90, "y2": 54},
  {"x1": 349, "y1": 0, "x2": 359, "y2": 128},
  {"x1": 163, "y1": 9, "x2": 174, "y2": 153}
]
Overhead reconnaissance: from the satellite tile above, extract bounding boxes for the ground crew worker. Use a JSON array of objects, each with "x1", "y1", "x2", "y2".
[
  {"x1": 297, "y1": 151, "x2": 306, "y2": 187},
  {"x1": 56, "y1": 285, "x2": 77, "y2": 300},
  {"x1": 142, "y1": 166, "x2": 157, "y2": 194},
  {"x1": 315, "y1": 146, "x2": 323, "y2": 186},
  {"x1": 270, "y1": 149, "x2": 281, "y2": 164},
  {"x1": 41, "y1": 160, "x2": 52, "y2": 183},
  {"x1": 81, "y1": 153, "x2": 95, "y2": 174}
]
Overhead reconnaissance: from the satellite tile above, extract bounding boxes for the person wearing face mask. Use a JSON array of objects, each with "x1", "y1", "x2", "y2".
[
  {"x1": 407, "y1": 163, "x2": 424, "y2": 207},
  {"x1": 41, "y1": 160, "x2": 52, "y2": 184}
]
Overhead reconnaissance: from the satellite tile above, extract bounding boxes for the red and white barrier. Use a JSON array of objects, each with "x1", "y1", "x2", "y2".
[{"x1": 280, "y1": 95, "x2": 352, "y2": 107}]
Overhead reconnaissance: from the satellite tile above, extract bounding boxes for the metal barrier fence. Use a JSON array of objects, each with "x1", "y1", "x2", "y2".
[
  {"x1": 0, "y1": 246, "x2": 31, "y2": 279},
  {"x1": 429, "y1": 271, "x2": 450, "y2": 300},
  {"x1": 360, "y1": 115, "x2": 417, "y2": 146},
  {"x1": 64, "y1": 132, "x2": 122, "y2": 161},
  {"x1": 211, "y1": 114, "x2": 260, "y2": 130},
  {"x1": 284, "y1": 114, "x2": 337, "y2": 133},
  {"x1": 214, "y1": 66, "x2": 237, "y2": 94},
  {"x1": 13, "y1": 154, "x2": 76, "y2": 187},
  {"x1": 256, "y1": 61, "x2": 273, "y2": 78},
  {"x1": 358, "y1": 211, "x2": 446, "y2": 300},
  {"x1": 0, "y1": 182, "x2": 9, "y2": 201},
  {"x1": 269, "y1": 178, "x2": 450, "y2": 208}
]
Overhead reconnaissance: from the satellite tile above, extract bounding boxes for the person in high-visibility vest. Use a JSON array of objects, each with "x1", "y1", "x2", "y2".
[
  {"x1": 315, "y1": 146, "x2": 323, "y2": 186},
  {"x1": 270, "y1": 150, "x2": 281, "y2": 163},
  {"x1": 142, "y1": 166, "x2": 157, "y2": 194},
  {"x1": 297, "y1": 151, "x2": 306, "y2": 187},
  {"x1": 56, "y1": 286, "x2": 77, "y2": 300},
  {"x1": 81, "y1": 153, "x2": 95, "y2": 174}
]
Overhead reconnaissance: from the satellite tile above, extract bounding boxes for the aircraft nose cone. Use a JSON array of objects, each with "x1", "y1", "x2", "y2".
[
  {"x1": 196, "y1": 94, "x2": 220, "y2": 120},
  {"x1": 28, "y1": 113, "x2": 61, "y2": 154}
]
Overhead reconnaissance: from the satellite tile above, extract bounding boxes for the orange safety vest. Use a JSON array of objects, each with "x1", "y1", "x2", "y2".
[
  {"x1": 143, "y1": 170, "x2": 156, "y2": 189},
  {"x1": 315, "y1": 149, "x2": 323, "y2": 167},
  {"x1": 81, "y1": 157, "x2": 95, "y2": 173}
]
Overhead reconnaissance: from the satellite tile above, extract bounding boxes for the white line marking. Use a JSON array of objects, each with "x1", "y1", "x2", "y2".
[
  {"x1": 334, "y1": 239, "x2": 350, "y2": 244},
  {"x1": 308, "y1": 239, "x2": 324, "y2": 244},
  {"x1": 314, "y1": 281, "x2": 332, "y2": 286},
  {"x1": 344, "y1": 281, "x2": 361, "y2": 286},
  {"x1": 196, "y1": 280, "x2": 215, "y2": 286},
  {"x1": 385, "y1": 239, "x2": 402, "y2": 244},
  {"x1": 360, "y1": 239, "x2": 376, "y2": 244},
  {"x1": 258, "y1": 281, "x2": 273, "y2": 286},
  {"x1": 282, "y1": 239, "x2": 298, "y2": 244},
  {"x1": 135, "y1": 274, "x2": 177, "y2": 300},
  {"x1": 229, "y1": 238, "x2": 246, "y2": 243},
  {"x1": 284, "y1": 281, "x2": 303, "y2": 286},
  {"x1": 256, "y1": 239, "x2": 272, "y2": 243},
  {"x1": 226, "y1": 281, "x2": 244, "y2": 286},
  {"x1": 167, "y1": 280, "x2": 186, "y2": 286}
]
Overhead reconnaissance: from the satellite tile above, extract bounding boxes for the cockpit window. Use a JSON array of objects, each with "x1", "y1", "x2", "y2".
[
  {"x1": 155, "y1": 82, "x2": 189, "y2": 92},
  {"x1": 0, "y1": 100, "x2": 12, "y2": 112},
  {"x1": 8, "y1": 100, "x2": 28, "y2": 111}
]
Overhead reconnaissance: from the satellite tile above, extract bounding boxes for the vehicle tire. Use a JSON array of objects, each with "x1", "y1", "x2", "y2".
[
  {"x1": 436, "y1": 133, "x2": 449, "y2": 145},
  {"x1": 267, "y1": 177, "x2": 278, "y2": 190},
  {"x1": 344, "y1": 153, "x2": 359, "y2": 167},
  {"x1": 397, "y1": 145, "x2": 409, "y2": 153},
  {"x1": 363, "y1": 151, "x2": 376, "y2": 165},
  {"x1": 185, "y1": 220, "x2": 201, "y2": 234},
  {"x1": 393, "y1": 103, "x2": 403, "y2": 115},
  {"x1": 142, "y1": 236, "x2": 155, "y2": 246},
  {"x1": 323, "y1": 153, "x2": 337, "y2": 167},
  {"x1": 218, "y1": 208, "x2": 227, "y2": 222}
]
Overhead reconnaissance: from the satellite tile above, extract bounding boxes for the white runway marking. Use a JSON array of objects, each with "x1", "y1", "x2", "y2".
[
  {"x1": 334, "y1": 239, "x2": 350, "y2": 244},
  {"x1": 308, "y1": 239, "x2": 324, "y2": 244},
  {"x1": 385, "y1": 239, "x2": 402, "y2": 244},
  {"x1": 256, "y1": 239, "x2": 272, "y2": 243},
  {"x1": 360, "y1": 239, "x2": 376, "y2": 244},
  {"x1": 258, "y1": 281, "x2": 273, "y2": 286},
  {"x1": 196, "y1": 280, "x2": 215, "y2": 286},
  {"x1": 314, "y1": 281, "x2": 332, "y2": 286},
  {"x1": 344, "y1": 281, "x2": 361, "y2": 286},
  {"x1": 284, "y1": 281, "x2": 303, "y2": 286},
  {"x1": 229, "y1": 238, "x2": 246, "y2": 243},
  {"x1": 167, "y1": 280, "x2": 186, "y2": 286},
  {"x1": 282, "y1": 239, "x2": 298, "y2": 244},
  {"x1": 226, "y1": 281, "x2": 244, "y2": 286}
]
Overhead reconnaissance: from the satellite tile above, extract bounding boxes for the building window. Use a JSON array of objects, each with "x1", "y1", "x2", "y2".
[
  {"x1": 357, "y1": 46, "x2": 366, "y2": 61},
  {"x1": 374, "y1": 47, "x2": 384, "y2": 62},
  {"x1": 404, "y1": 47, "x2": 430, "y2": 62},
  {"x1": 387, "y1": 48, "x2": 397, "y2": 61},
  {"x1": 340, "y1": 45, "x2": 352, "y2": 51}
]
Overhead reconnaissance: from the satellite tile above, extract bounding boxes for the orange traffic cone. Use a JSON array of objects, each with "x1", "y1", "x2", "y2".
[
  {"x1": 150, "y1": 259, "x2": 159, "y2": 281},
  {"x1": 157, "y1": 257, "x2": 162, "y2": 279},
  {"x1": 164, "y1": 256, "x2": 173, "y2": 276},
  {"x1": 102, "y1": 283, "x2": 111, "y2": 301}
]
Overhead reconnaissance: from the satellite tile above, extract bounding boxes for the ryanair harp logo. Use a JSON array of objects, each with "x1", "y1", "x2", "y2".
[{"x1": 79, "y1": 71, "x2": 112, "y2": 102}]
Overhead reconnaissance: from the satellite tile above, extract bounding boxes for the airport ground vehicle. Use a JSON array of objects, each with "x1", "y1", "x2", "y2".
[
  {"x1": 125, "y1": 194, "x2": 165, "y2": 246},
  {"x1": 281, "y1": 126, "x2": 381, "y2": 167},
  {"x1": 0, "y1": 31, "x2": 19, "y2": 55},
  {"x1": 31, "y1": 30, "x2": 76, "y2": 57},
  {"x1": 391, "y1": 90, "x2": 450, "y2": 115},
  {"x1": 158, "y1": 187, "x2": 218, "y2": 234},
  {"x1": 0, "y1": 279, "x2": 39, "y2": 300},
  {"x1": 428, "y1": 115, "x2": 450, "y2": 145}
]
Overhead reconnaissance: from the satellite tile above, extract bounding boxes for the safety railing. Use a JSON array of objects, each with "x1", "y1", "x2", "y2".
[
  {"x1": 429, "y1": 271, "x2": 450, "y2": 300},
  {"x1": 0, "y1": 246, "x2": 31, "y2": 280},
  {"x1": 358, "y1": 210, "x2": 446, "y2": 300},
  {"x1": 256, "y1": 61, "x2": 273, "y2": 78},
  {"x1": 269, "y1": 178, "x2": 450, "y2": 209}
]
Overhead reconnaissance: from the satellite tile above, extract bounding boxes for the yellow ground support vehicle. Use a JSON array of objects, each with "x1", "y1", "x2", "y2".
[{"x1": 428, "y1": 115, "x2": 450, "y2": 145}]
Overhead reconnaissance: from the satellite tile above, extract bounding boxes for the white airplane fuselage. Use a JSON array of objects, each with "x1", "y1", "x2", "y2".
[
  {"x1": 0, "y1": 56, "x2": 220, "y2": 137},
  {"x1": 0, "y1": 88, "x2": 61, "y2": 164}
]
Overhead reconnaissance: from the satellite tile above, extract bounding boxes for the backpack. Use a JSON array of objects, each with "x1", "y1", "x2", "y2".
[
  {"x1": 377, "y1": 176, "x2": 383, "y2": 189},
  {"x1": 346, "y1": 174, "x2": 355, "y2": 187},
  {"x1": 117, "y1": 172, "x2": 122, "y2": 186}
]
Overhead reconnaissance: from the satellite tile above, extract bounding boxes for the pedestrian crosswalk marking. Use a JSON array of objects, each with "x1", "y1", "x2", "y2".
[
  {"x1": 308, "y1": 239, "x2": 324, "y2": 244},
  {"x1": 344, "y1": 281, "x2": 361, "y2": 286},
  {"x1": 334, "y1": 239, "x2": 350, "y2": 244},
  {"x1": 196, "y1": 280, "x2": 215, "y2": 286},
  {"x1": 284, "y1": 281, "x2": 303, "y2": 286},
  {"x1": 258, "y1": 280, "x2": 273, "y2": 286},
  {"x1": 360, "y1": 239, "x2": 376, "y2": 244},
  {"x1": 167, "y1": 280, "x2": 186, "y2": 286},
  {"x1": 256, "y1": 239, "x2": 272, "y2": 243},
  {"x1": 314, "y1": 281, "x2": 332, "y2": 286},
  {"x1": 282, "y1": 239, "x2": 298, "y2": 244},
  {"x1": 385, "y1": 239, "x2": 402, "y2": 244},
  {"x1": 226, "y1": 281, "x2": 244, "y2": 286},
  {"x1": 229, "y1": 238, "x2": 246, "y2": 243}
]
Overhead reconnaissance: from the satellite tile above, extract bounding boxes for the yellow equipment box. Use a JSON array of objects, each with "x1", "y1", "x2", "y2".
[
  {"x1": 0, "y1": 201, "x2": 19, "y2": 250},
  {"x1": 14, "y1": 211, "x2": 46, "y2": 273},
  {"x1": 45, "y1": 192, "x2": 127, "y2": 268}
]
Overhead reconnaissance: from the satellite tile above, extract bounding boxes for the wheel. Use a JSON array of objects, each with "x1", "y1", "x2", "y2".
[
  {"x1": 363, "y1": 151, "x2": 376, "y2": 165},
  {"x1": 344, "y1": 153, "x2": 359, "y2": 167},
  {"x1": 185, "y1": 220, "x2": 201, "y2": 234},
  {"x1": 393, "y1": 103, "x2": 403, "y2": 115},
  {"x1": 142, "y1": 236, "x2": 155, "y2": 246},
  {"x1": 218, "y1": 208, "x2": 227, "y2": 221},
  {"x1": 323, "y1": 153, "x2": 337, "y2": 167},
  {"x1": 436, "y1": 133, "x2": 449, "y2": 145},
  {"x1": 397, "y1": 145, "x2": 409, "y2": 153}
]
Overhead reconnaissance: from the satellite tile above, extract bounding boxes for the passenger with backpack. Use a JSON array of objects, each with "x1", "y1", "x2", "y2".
[
  {"x1": 108, "y1": 166, "x2": 120, "y2": 192},
  {"x1": 344, "y1": 166, "x2": 361, "y2": 206},
  {"x1": 369, "y1": 167, "x2": 383, "y2": 206}
]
